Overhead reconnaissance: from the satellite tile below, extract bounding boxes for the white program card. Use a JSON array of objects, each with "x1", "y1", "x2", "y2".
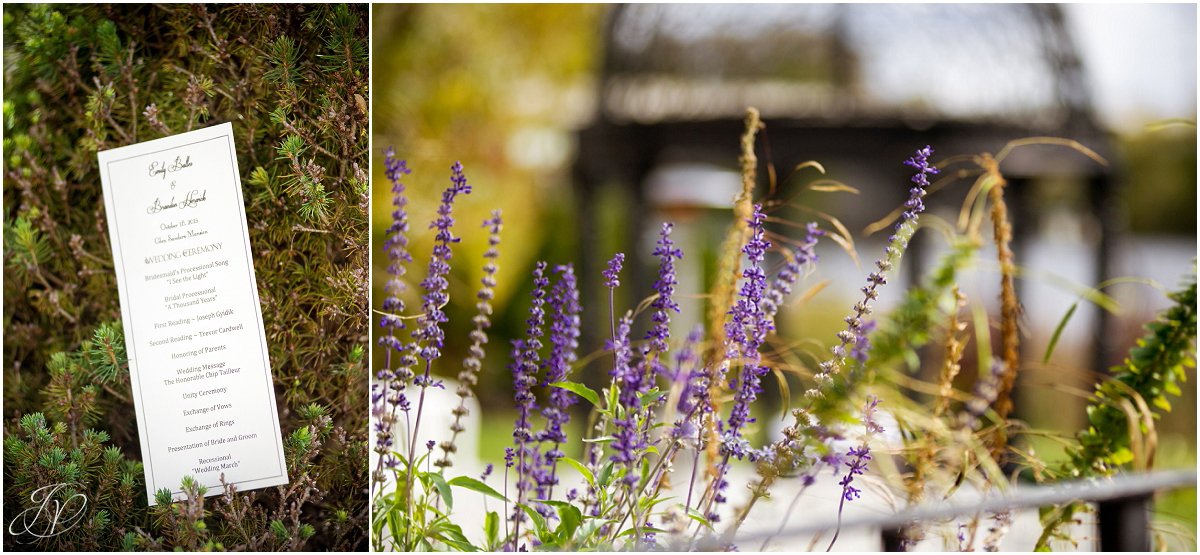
[{"x1": 97, "y1": 123, "x2": 288, "y2": 504}]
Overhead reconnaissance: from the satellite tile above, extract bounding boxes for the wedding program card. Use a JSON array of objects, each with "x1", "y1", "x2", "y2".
[{"x1": 98, "y1": 123, "x2": 288, "y2": 504}]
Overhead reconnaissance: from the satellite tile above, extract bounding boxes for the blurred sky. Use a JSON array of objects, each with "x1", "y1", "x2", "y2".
[{"x1": 1065, "y1": 3, "x2": 1197, "y2": 132}]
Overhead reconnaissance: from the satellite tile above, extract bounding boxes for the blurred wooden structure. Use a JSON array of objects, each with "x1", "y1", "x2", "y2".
[{"x1": 573, "y1": 3, "x2": 1116, "y2": 381}]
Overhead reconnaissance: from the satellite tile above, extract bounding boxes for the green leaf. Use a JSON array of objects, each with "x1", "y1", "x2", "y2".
[
  {"x1": 582, "y1": 436, "x2": 614, "y2": 443},
  {"x1": 685, "y1": 506, "x2": 714, "y2": 531},
  {"x1": 431, "y1": 521, "x2": 477, "y2": 551},
  {"x1": 520, "y1": 504, "x2": 550, "y2": 542},
  {"x1": 1108, "y1": 447, "x2": 1135, "y2": 465},
  {"x1": 386, "y1": 499, "x2": 406, "y2": 547},
  {"x1": 554, "y1": 503, "x2": 583, "y2": 543},
  {"x1": 448, "y1": 475, "x2": 509, "y2": 502},
  {"x1": 1043, "y1": 302, "x2": 1078, "y2": 363},
  {"x1": 597, "y1": 461, "x2": 615, "y2": 488},
  {"x1": 484, "y1": 511, "x2": 499, "y2": 548},
  {"x1": 550, "y1": 381, "x2": 600, "y2": 407},
  {"x1": 638, "y1": 388, "x2": 663, "y2": 406},
  {"x1": 559, "y1": 456, "x2": 595, "y2": 487},
  {"x1": 424, "y1": 471, "x2": 453, "y2": 511}
]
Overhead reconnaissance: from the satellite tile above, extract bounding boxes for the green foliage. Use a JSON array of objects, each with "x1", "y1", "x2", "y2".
[
  {"x1": 1036, "y1": 274, "x2": 1197, "y2": 550},
  {"x1": 5, "y1": 323, "x2": 362, "y2": 550},
  {"x1": 5, "y1": 411, "x2": 143, "y2": 551},
  {"x1": 4, "y1": 4, "x2": 368, "y2": 550},
  {"x1": 1069, "y1": 275, "x2": 1197, "y2": 474},
  {"x1": 867, "y1": 238, "x2": 979, "y2": 372}
]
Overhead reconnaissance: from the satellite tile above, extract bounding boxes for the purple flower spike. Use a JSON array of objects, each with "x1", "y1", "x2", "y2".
[
  {"x1": 373, "y1": 148, "x2": 416, "y2": 487},
  {"x1": 646, "y1": 223, "x2": 683, "y2": 361},
  {"x1": 536, "y1": 264, "x2": 582, "y2": 498},
  {"x1": 810, "y1": 147, "x2": 937, "y2": 398},
  {"x1": 609, "y1": 313, "x2": 645, "y2": 484},
  {"x1": 541, "y1": 264, "x2": 582, "y2": 445},
  {"x1": 849, "y1": 320, "x2": 877, "y2": 365},
  {"x1": 762, "y1": 222, "x2": 822, "y2": 323},
  {"x1": 379, "y1": 148, "x2": 413, "y2": 354},
  {"x1": 602, "y1": 253, "x2": 625, "y2": 288},
  {"x1": 827, "y1": 396, "x2": 885, "y2": 550},
  {"x1": 721, "y1": 205, "x2": 772, "y2": 460},
  {"x1": 671, "y1": 326, "x2": 709, "y2": 440},
  {"x1": 438, "y1": 210, "x2": 505, "y2": 469},
  {"x1": 836, "y1": 396, "x2": 883, "y2": 504},
  {"x1": 414, "y1": 161, "x2": 473, "y2": 366},
  {"x1": 511, "y1": 262, "x2": 549, "y2": 522}
]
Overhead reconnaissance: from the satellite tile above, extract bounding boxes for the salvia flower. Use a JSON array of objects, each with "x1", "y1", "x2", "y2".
[
  {"x1": 670, "y1": 326, "x2": 708, "y2": 441},
  {"x1": 438, "y1": 210, "x2": 503, "y2": 468},
  {"x1": 809, "y1": 146, "x2": 937, "y2": 398},
  {"x1": 540, "y1": 264, "x2": 582, "y2": 446},
  {"x1": 646, "y1": 223, "x2": 683, "y2": 361},
  {"x1": 511, "y1": 262, "x2": 549, "y2": 521},
  {"x1": 380, "y1": 147, "x2": 413, "y2": 333},
  {"x1": 849, "y1": 320, "x2": 877, "y2": 365},
  {"x1": 609, "y1": 313, "x2": 644, "y2": 480},
  {"x1": 721, "y1": 205, "x2": 772, "y2": 459},
  {"x1": 414, "y1": 161, "x2": 472, "y2": 364},
  {"x1": 837, "y1": 396, "x2": 883, "y2": 503},
  {"x1": 827, "y1": 396, "x2": 884, "y2": 551},
  {"x1": 761, "y1": 222, "x2": 822, "y2": 323},
  {"x1": 373, "y1": 148, "x2": 414, "y2": 488},
  {"x1": 602, "y1": 253, "x2": 625, "y2": 288},
  {"x1": 535, "y1": 264, "x2": 582, "y2": 499}
]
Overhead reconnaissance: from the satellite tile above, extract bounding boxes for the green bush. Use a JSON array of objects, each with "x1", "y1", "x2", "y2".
[{"x1": 3, "y1": 4, "x2": 367, "y2": 550}]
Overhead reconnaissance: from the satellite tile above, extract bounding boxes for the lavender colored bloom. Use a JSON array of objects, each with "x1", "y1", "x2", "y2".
[
  {"x1": 530, "y1": 264, "x2": 582, "y2": 499},
  {"x1": 505, "y1": 447, "x2": 516, "y2": 468},
  {"x1": 413, "y1": 376, "x2": 444, "y2": 388},
  {"x1": 838, "y1": 446, "x2": 871, "y2": 501},
  {"x1": 761, "y1": 222, "x2": 822, "y2": 323},
  {"x1": 836, "y1": 396, "x2": 883, "y2": 503},
  {"x1": 426, "y1": 440, "x2": 436, "y2": 451},
  {"x1": 380, "y1": 147, "x2": 413, "y2": 333},
  {"x1": 825, "y1": 396, "x2": 884, "y2": 551},
  {"x1": 482, "y1": 463, "x2": 494, "y2": 481},
  {"x1": 414, "y1": 161, "x2": 472, "y2": 364},
  {"x1": 373, "y1": 148, "x2": 415, "y2": 487},
  {"x1": 809, "y1": 147, "x2": 937, "y2": 398},
  {"x1": 646, "y1": 223, "x2": 683, "y2": 360},
  {"x1": 900, "y1": 146, "x2": 939, "y2": 232},
  {"x1": 602, "y1": 253, "x2": 625, "y2": 288},
  {"x1": 439, "y1": 211, "x2": 504, "y2": 469},
  {"x1": 609, "y1": 313, "x2": 644, "y2": 482},
  {"x1": 849, "y1": 320, "x2": 877, "y2": 365},
  {"x1": 670, "y1": 326, "x2": 709, "y2": 440},
  {"x1": 721, "y1": 206, "x2": 772, "y2": 459},
  {"x1": 511, "y1": 262, "x2": 549, "y2": 519},
  {"x1": 539, "y1": 264, "x2": 582, "y2": 446}
]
